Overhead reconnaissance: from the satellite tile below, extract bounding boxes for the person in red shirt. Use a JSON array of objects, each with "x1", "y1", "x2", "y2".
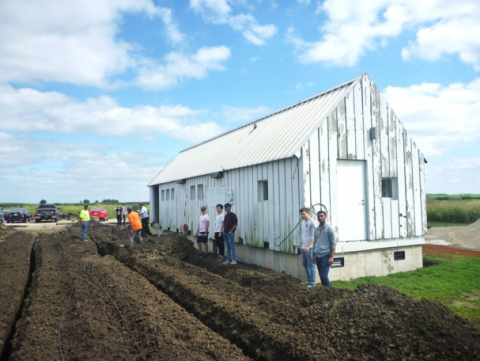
[{"x1": 127, "y1": 206, "x2": 143, "y2": 246}]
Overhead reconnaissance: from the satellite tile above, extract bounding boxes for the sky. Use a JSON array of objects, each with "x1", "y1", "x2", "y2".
[{"x1": 0, "y1": 0, "x2": 479, "y2": 204}]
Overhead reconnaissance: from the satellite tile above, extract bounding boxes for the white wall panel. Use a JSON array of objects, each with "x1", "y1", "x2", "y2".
[
  {"x1": 337, "y1": 98, "x2": 347, "y2": 159},
  {"x1": 345, "y1": 90, "x2": 356, "y2": 159},
  {"x1": 371, "y1": 82, "x2": 384, "y2": 239},
  {"x1": 397, "y1": 122, "x2": 407, "y2": 237},
  {"x1": 363, "y1": 76, "x2": 376, "y2": 240},
  {"x1": 353, "y1": 81, "x2": 365, "y2": 160},
  {"x1": 412, "y1": 141, "x2": 423, "y2": 237}
]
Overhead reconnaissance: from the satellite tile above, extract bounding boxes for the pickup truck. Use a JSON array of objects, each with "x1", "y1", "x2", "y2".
[{"x1": 35, "y1": 204, "x2": 58, "y2": 223}]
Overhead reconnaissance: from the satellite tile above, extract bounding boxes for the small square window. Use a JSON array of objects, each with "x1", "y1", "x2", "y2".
[
  {"x1": 258, "y1": 180, "x2": 268, "y2": 201},
  {"x1": 394, "y1": 251, "x2": 405, "y2": 261},
  {"x1": 171, "y1": 188, "x2": 175, "y2": 200},
  {"x1": 190, "y1": 186, "x2": 195, "y2": 200},
  {"x1": 166, "y1": 189, "x2": 170, "y2": 201},
  {"x1": 161, "y1": 190, "x2": 165, "y2": 201},
  {"x1": 197, "y1": 184, "x2": 204, "y2": 200},
  {"x1": 382, "y1": 178, "x2": 398, "y2": 199},
  {"x1": 331, "y1": 257, "x2": 345, "y2": 268}
]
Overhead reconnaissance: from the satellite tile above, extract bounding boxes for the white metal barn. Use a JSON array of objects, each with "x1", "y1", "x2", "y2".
[{"x1": 148, "y1": 74, "x2": 427, "y2": 282}]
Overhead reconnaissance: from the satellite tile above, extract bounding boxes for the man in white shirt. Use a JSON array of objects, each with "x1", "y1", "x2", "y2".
[
  {"x1": 195, "y1": 206, "x2": 210, "y2": 258},
  {"x1": 214, "y1": 204, "x2": 225, "y2": 262},
  {"x1": 300, "y1": 207, "x2": 316, "y2": 287},
  {"x1": 138, "y1": 203, "x2": 153, "y2": 236}
]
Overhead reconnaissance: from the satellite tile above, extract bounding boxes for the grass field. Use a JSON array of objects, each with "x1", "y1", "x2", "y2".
[{"x1": 332, "y1": 255, "x2": 480, "y2": 326}]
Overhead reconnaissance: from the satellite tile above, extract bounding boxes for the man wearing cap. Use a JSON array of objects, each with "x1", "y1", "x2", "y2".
[
  {"x1": 79, "y1": 204, "x2": 90, "y2": 242},
  {"x1": 127, "y1": 207, "x2": 143, "y2": 246},
  {"x1": 138, "y1": 202, "x2": 153, "y2": 236},
  {"x1": 194, "y1": 206, "x2": 210, "y2": 258}
]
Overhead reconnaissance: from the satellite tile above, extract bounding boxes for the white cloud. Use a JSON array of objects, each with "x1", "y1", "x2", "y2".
[
  {"x1": 135, "y1": 46, "x2": 231, "y2": 90},
  {"x1": 0, "y1": 132, "x2": 159, "y2": 202},
  {"x1": 402, "y1": 18, "x2": 480, "y2": 70},
  {"x1": 383, "y1": 77, "x2": 480, "y2": 156},
  {"x1": 190, "y1": 0, "x2": 277, "y2": 45},
  {"x1": 222, "y1": 105, "x2": 270, "y2": 122},
  {"x1": 0, "y1": 85, "x2": 225, "y2": 143},
  {"x1": 0, "y1": 0, "x2": 185, "y2": 86},
  {"x1": 288, "y1": 0, "x2": 480, "y2": 69}
]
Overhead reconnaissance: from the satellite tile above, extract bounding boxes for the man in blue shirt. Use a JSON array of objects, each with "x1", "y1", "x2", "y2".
[{"x1": 312, "y1": 211, "x2": 337, "y2": 286}]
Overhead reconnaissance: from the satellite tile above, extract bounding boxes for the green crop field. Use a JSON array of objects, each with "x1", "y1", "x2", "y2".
[
  {"x1": 426, "y1": 194, "x2": 480, "y2": 226},
  {"x1": 332, "y1": 256, "x2": 480, "y2": 327}
]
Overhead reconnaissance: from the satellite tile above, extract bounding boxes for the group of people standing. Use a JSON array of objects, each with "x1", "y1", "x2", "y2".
[
  {"x1": 79, "y1": 203, "x2": 154, "y2": 246},
  {"x1": 299, "y1": 207, "x2": 337, "y2": 287},
  {"x1": 194, "y1": 203, "x2": 238, "y2": 265}
]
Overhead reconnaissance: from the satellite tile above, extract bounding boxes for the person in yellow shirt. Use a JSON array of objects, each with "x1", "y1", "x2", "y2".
[
  {"x1": 127, "y1": 206, "x2": 143, "y2": 246},
  {"x1": 79, "y1": 204, "x2": 90, "y2": 241}
]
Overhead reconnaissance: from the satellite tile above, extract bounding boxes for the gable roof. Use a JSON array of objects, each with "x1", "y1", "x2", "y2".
[{"x1": 149, "y1": 75, "x2": 362, "y2": 186}]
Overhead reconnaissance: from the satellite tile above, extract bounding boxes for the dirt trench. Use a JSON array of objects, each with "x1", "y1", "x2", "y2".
[
  {"x1": 0, "y1": 232, "x2": 36, "y2": 358},
  {"x1": 2, "y1": 223, "x2": 480, "y2": 361},
  {"x1": 92, "y1": 225, "x2": 480, "y2": 361},
  {"x1": 7, "y1": 229, "x2": 248, "y2": 360}
]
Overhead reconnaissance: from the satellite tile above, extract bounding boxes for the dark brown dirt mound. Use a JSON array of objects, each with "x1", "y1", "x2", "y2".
[
  {"x1": 0, "y1": 232, "x2": 35, "y2": 357},
  {"x1": 9, "y1": 231, "x2": 248, "y2": 360},
  {"x1": 90, "y1": 226, "x2": 480, "y2": 361}
]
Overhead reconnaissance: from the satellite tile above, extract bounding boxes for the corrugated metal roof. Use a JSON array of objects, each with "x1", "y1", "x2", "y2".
[{"x1": 148, "y1": 76, "x2": 361, "y2": 186}]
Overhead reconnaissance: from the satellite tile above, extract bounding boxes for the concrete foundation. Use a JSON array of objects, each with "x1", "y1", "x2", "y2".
[{"x1": 158, "y1": 229, "x2": 424, "y2": 283}]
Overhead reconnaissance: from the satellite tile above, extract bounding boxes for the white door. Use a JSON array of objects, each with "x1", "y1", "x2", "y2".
[{"x1": 337, "y1": 160, "x2": 367, "y2": 241}]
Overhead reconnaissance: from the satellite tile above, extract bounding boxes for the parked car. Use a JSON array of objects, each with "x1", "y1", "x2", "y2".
[
  {"x1": 35, "y1": 204, "x2": 58, "y2": 223},
  {"x1": 4, "y1": 208, "x2": 31, "y2": 223},
  {"x1": 89, "y1": 207, "x2": 109, "y2": 221},
  {"x1": 0, "y1": 208, "x2": 4, "y2": 222}
]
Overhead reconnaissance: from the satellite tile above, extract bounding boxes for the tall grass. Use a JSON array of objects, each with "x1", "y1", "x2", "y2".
[
  {"x1": 427, "y1": 200, "x2": 480, "y2": 224},
  {"x1": 427, "y1": 193, "x2": 480, "y2": 201}
]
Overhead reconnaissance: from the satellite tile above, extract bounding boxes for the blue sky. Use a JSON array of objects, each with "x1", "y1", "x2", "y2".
[{"x1": 1, "y1": 0, "x2": 479, "y2": 203}]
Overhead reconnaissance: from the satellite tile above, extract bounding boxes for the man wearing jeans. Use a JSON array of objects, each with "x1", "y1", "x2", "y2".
[
  {"x1": 222, "y1": 203, "x2": 238, "y2": 265},
  {"x1": 127, "y1": 207, "x2": 143, "y2": 246},
  {"x1": 300, "y1": 207, "x2": 316, "y2": 287},
  {"x1": 79, "y1": 204, "x2": 90, "y2": 242},
  {"x1": 313, "y1": 211, "x2": 337, "y2": 286}
]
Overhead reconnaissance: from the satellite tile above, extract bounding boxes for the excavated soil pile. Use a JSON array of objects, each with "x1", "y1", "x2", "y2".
[
  {"x1": 426, "y1": 219, "x2": 480, "y2": 250},
  {"x1": 90, "y1": 224, "x2": 480, "y2": 361},
  {"x1": 0, "y1": 232, "x2": 35, "y2": 356},
  {"x1": 7, "y1": 227, "x2": 247, "y2": 360}
]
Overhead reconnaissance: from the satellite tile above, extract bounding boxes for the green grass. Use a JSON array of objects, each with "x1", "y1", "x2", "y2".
[{"x1": 332, "y1": 256, "x2": 480, "y2": 325}]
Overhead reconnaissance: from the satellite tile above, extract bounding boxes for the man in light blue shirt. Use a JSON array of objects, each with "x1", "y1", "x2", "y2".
[
  {"x1": 300, "y1": 207, "x2": 316, "y2": 287},
  {"x1": 313, "y1": 211, "x2": 337, "y2": 286}
]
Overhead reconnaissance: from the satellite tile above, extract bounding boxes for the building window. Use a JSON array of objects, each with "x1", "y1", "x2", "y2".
[
  {"x1": 258, "y1": 180, "x2": 268, "y2": 201},
  {"x1": 197, "y1": 184, "x2": 204, "y2": 200},
  {"x1": 171, "y1": 188, "x2": 175, "y2": 200},
  {"x1": 161, "y1": 190, "x2": 165, "y2": 201},
  {"x1": 331, "y1": 257, "x2": 345, "y2": 268},
  {"x1": 382, "y1": 178, "x2": 398, "y2": 199},
  {"x1": 394, "y1": 251, "x2": 405, "y2": 261},
  {"x1": 190, "y1": 186, "x2": 195, "y2": 200},
  {"x1": 166, "y1": 189, "x2": 170, "y2": 201}
]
